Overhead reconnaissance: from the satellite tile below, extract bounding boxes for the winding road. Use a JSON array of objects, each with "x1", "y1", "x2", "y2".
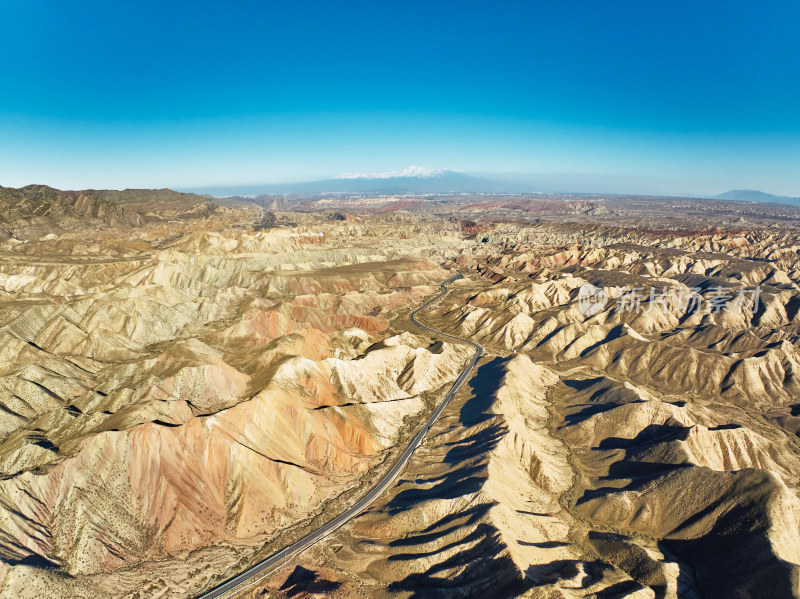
[{"x1": 196, "y1": 274, "x2": 483, "y2": 599}]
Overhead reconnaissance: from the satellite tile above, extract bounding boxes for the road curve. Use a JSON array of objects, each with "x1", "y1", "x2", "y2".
[{"x1": 196, "y1": 274, "x2": 483, "y2": 599}]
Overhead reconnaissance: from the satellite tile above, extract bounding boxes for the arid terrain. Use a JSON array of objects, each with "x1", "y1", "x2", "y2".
[{"x1": 1, "y1": 185, "x2": 799, "y2": 598}]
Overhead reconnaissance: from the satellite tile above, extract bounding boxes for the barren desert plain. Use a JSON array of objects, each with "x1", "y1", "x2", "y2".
[{"x1": 1, "y1": 185, "x2": 799, "y2": 598}]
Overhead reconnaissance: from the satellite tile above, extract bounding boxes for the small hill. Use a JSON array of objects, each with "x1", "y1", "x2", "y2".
[
  {"x1": 0, "y1": 185, "x2": 224, "y2": 240},
  {"x1": 0, "y1": 184, "x2": 143, "y2": 239},
  {"x1": 92, "y1": 188, "x2": 219, "y2": 220},
  {"x1": 212, "y1": 194, "x2": 296, "y2": 210},
  {"x1": 717, "y1": 189, "x2": 800, "y2": 205}
]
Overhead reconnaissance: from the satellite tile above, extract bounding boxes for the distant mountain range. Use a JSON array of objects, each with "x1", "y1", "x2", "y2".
[
  {"x1": 182, "y1": 172, "x2": 800, "y2": 204},
  {"x1": 716, "y1": 189, "x2": 800, "y2": 205},
  {"x1": 183, "y1": 169, "x2": 528, "y2": 197}
]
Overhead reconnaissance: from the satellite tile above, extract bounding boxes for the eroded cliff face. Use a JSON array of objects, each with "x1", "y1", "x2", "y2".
[{"x1": 251, "y1": 223, "x2": 800, "y2": 599}]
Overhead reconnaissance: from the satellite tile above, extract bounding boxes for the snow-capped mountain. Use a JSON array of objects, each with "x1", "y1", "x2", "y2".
[
  {"x1": 335, "y1": 165, "x2": 450, "y2": 180},
  {"x1": 191, "y1": 167, "x2": 525, "y2": 196}
]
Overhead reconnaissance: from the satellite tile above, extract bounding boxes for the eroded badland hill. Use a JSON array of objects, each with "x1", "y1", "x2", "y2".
[{"x1": 0, "y1": 187, "x2": 799, "y2": 598}]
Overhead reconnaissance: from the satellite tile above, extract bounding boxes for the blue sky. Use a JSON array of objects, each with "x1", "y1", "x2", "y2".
[{"x1": 1, "y1": 0, "x2": 799, "y2": 195}]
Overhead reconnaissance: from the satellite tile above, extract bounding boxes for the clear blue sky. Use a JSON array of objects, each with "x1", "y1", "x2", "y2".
[{"x1": 1, "y1": 0, "x2": 799, "y2": 195}]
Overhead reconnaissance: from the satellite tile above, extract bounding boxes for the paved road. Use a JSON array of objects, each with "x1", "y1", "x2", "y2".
[{"x1": 196, "y1": 274, "x2": 483, "y2": 599}]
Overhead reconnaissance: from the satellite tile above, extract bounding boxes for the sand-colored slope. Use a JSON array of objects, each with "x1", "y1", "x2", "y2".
[{"x1": 0, "y1": 220, "x2": 475, "y2": 597}]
